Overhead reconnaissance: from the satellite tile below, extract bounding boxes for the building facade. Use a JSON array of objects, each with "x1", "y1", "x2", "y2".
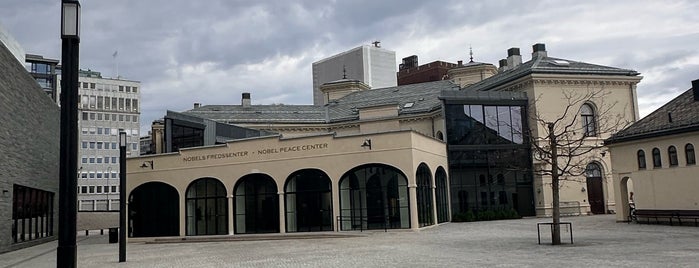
[
  {"x1": 25, "y1": 54, "x2": 59, "y2": 102},
  {"x1": 0, "y1": 42, "x2": 59, "y2": 253},
  {"x1": 142, "y1": 43, "x2": 642, "y2": 230},
  {"x1": 465, "y1": 44, "x2": 642, "y2": 216},
  {"x1": 606, "y1": 79, "x2": 699, "y2": 222},
  {"x1": 72, "y1": 69, "x2": 141, "y2": 211},
  {"x1": 312, "y1": 44, "x2": 397, "y2": 105},
  {"x1": 127, "y1": 131, "x2": 449, "y2": 237}
]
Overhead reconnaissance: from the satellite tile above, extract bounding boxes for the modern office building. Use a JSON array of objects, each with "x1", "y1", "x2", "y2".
[
  {"x1": 25, "y1": 54, "x2": 60, "y2": 101},
  {"x1": 312, "y1": 43, "x2": 397, "y2": 105},
  {"x1": 606, "y1": 79, "x2": 699, "y2": 222},
  {"x1": 0, "y1": 42, "x2": 59, "y2": 253},
  {"x1": 73, "y1": 69, "x2": 141, "y2": 211}
]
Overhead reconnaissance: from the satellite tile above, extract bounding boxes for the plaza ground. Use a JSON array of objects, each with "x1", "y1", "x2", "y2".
[{"x1": 2, "y1": 215, "x2": 698, "y2": 267}]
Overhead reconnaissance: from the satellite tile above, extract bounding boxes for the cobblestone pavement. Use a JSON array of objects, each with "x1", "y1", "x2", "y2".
[{"x1": 2, "y1": 215, "x2": 699, "y2": 267}]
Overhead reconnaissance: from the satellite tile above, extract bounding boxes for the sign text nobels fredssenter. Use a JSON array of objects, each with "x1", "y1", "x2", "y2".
[{"x1": 181, "y1": 143, "x2": 329, "y2": 162}]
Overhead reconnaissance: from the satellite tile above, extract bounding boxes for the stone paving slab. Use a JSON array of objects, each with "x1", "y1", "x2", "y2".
[{"x1": 2, "y1": 215, "x2": 698, "y2": 267}]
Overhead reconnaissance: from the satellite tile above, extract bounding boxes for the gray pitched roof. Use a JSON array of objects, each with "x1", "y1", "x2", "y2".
[
  {"x1": 606, "y1": 87, "x2": 699, "y2": 144},
  {"x1": 184, "y1": 80, "x2": 459, "y2": 124},
  {"x1": 465, "y1": 56, "x2": 640, "y2": 92}
]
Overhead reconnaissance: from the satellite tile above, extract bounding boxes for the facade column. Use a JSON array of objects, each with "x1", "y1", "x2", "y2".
[
  {"x1": 408, "y1": 184, "x2": 418, "y2": 230},
  {"x1": 180, "y1": 192, "x2": 186, "y2": 237},
  {"x1": 278, "y1": 192, "x2": 286, "y2": 233},
  {"x1": 228, "y1": 195, "x2": 234, "y2": 235},
  {"x1": 431, "y1": 185, "x2": 438, "y2": 225}
]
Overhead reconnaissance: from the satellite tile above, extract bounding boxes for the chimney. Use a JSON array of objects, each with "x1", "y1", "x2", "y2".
[
  {"x1": 457, "y1": 60, "x2": 463, "y2": 66},
  {"x1": 506, "y1": 47, "x2": 522, "y2": 69},
  {"x1": 193, "y1": 103, "x2": 201, "y2": 109},
  {"x1": 532, "y1": 43, "x2": 547, "y2": 59},
  {"x1": 498, "y1": 59, "x2": 508, "y2": 72},
  {"x1": 693, "y1": 79, "x2": 699, "y2": 101},
  {"x1": 242, "y1": 92, "x2": 251, "y2": 107}
]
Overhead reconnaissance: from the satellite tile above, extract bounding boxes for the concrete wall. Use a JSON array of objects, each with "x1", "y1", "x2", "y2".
[{"x1": 0, "y1": 43, "x2": 60, "y2": 253}]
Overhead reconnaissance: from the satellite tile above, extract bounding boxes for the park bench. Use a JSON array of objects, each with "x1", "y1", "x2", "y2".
[{"x1": 633, "y1": 209, "x2": 699, "y2": 226}]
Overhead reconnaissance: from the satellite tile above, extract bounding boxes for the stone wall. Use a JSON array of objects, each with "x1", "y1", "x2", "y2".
[{"x1": 0, "y1": 43, "x2": 60, "y2": 253}]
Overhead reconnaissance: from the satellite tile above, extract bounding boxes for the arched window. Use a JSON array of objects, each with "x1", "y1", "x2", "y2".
[
  {"x1": 636, "y1": 150, "x2": 646, "y2": 169},
  {"x1": 436, "y1": 131, "x2": 444, "y2": 141},
  {"x1": 416, "y1": 163, "x2": 434, "y2": 227},
  {"x1": 686, "y1": 143, "x2": 696, "y2": 165},
  {"x1": 580, "y1": 103, "x2": 596, "y2": 137},
  {"x1": 668, "y1": 146, "x2": 678, "y2": 167},
  {"x1": 285, "y1": 169, "x2": 332, "y2": 232},
  {"x1": 233, "y1": 174, "x2": 279, "y2": 234},
  {"x1": 435, "y1": 167, "x2": 449, "y2": 223},
  {"x1": 339, "y1": 164, "x2": 410, "y2": 230},
  {"x1": 652, "y1": 148, "x2": 662, "y2": 168},
  {"x1": 185, "y1": 178, "x2": 228, "y2": 236}
]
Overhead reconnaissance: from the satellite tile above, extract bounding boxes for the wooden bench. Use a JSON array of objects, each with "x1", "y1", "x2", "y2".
[{"x1": 634, "y1": 209, "x2": 699, "y2": 226}]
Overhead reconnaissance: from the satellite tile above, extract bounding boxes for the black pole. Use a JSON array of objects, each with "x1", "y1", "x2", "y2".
[
  {"x1": 119, "y1": 132, "x2": 127, "y2": 262},
  {"x1": 58, "y1": 9, "x2": 80, "y2": 268}
]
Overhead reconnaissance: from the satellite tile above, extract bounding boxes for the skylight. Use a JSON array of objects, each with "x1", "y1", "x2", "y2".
[{"x1": 403, "y1": 102, "x2": 414, "y2": 108}]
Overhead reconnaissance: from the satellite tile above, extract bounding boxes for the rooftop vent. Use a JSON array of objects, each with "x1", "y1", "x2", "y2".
[
  {"x1": 532, "y1": 43, "x2": 547, "y2": 59},
  {"x1": 193, "y1": 103, "x2": 201, "y2": 109},
  {"x1": 506, "y1": 47, "x2": 522, "y2": 69}
]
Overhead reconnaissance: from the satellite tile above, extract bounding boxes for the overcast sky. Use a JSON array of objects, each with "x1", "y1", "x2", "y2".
[{"x1": 2, "y1": 0, "x2": 698, "y2": 134}]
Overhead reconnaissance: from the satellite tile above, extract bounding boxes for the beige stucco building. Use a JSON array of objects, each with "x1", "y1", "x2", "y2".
[
  {"x1": 606, "y1": 80, "x2": 699, "y2": 222},
  {"x1": 127, "y1": 130, "x2": 449, "y2": 236},
  {"x1": 462, "y1": 45, "x2": 642, "y2": 216},
  {"x1": 133, "y1": 43, "x2": 645, "y2": 238}
]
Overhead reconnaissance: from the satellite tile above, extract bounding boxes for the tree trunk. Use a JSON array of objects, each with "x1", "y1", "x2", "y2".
[{"x1": 548, "y1": 123, "x2": 561, "y2": 245}]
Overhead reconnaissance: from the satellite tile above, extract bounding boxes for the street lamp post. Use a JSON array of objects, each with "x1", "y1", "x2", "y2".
[
  {"x1": 119, "y1": 131, "x2": 127, "y2": 262},
  {"x1": 58, "y1": 1, "x2": 80, "y2": 267}
]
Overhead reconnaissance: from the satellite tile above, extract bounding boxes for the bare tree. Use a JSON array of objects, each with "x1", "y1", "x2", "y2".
[{"x1": 529, "y1": 87, "x2": 630, "y2": 245}]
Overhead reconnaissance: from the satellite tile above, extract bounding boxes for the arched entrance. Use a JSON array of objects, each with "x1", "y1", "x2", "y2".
[
  {"x1": 585, "y1": 163, "x2": 605, "y2": 214},
  {"x1": 619, "y1": 176, "x2": 634, "y2": 221},
  {"x1": 233, "y1": 174, "x2": 279, "y2": 234},
  {"x1": 416, "y1": 163, "x2": 434, "y2": 227},
  {"x1": 284, "y1": 169, "x2": 333, "y2": 232},
  {"x1": 339, "y1": 164, "x2": 410, "y2": 230},
  {"x1": 129, "y1": 182, "x2": 179, "y2": 237},
  {"x1": 435, "y1": 167, "x2": 449, "y2": 223},
  {"x1": 185, "y1": 178, "x2": 228, "y2": 236}
]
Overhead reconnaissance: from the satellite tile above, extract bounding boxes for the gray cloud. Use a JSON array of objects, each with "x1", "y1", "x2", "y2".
[{"x1": 2, "y1": 0, "x2": 699, "y2": 135}]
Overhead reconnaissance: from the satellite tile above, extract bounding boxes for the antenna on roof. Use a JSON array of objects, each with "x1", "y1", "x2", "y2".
[
  {"x1": 372, "y1": 40, "x2": 381, "y2": 48},
  {"x1": 342, "y1": 65, "x2": 347, "y2": 79},
  {"x1": 469, "y1": 45, "x2": 474, "y2": 63}
]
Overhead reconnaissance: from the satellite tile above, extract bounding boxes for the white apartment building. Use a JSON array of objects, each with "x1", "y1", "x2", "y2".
[
  {"x1": 312, "y1": 44, "x2": 397, "y2": 105},
  {"x1": 71, "y1": 69, "x2": 141, "y2": 211}
]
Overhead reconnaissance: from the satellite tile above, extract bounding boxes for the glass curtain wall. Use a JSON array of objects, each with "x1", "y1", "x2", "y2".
[
  {"x1": 129, "y1": 182, "x2": 179, "y2": 237},
  {"x1": 416, "y1": 164, "x2": 434, "y2": 227},
  {"x1": 435, "y1": 167, "x2": 450, "y2": 223},
  {"x1": 285, "y1": 169, "x2": 333, "y2": 232},
  {"x1": 444, "y1": 102, "x2": 535, "y2": 217},
  {"x1": 185, "y1": 178, "x2": 228, "y2": 236},
  {"x1": 234, "y1": 174, "x2": 279, "y2": 234},
  {"x1": 339, "y1": 164, "x2": 410, "y2": 230}
]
